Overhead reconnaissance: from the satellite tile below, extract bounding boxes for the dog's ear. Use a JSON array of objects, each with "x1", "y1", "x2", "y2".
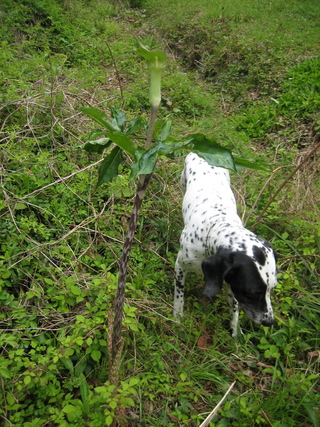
[{"x1": 202, "y1": 252, "x2": 235, "y2": 298}]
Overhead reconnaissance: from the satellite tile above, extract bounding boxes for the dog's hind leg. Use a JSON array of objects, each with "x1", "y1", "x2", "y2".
[{"x1": 174, "y1": 259, "x2": 187, "y2": 321}]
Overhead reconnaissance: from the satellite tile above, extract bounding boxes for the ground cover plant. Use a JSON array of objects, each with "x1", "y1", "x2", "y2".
[{"x1": 0, "y1": 0, "x2": 319, "y2": 426}]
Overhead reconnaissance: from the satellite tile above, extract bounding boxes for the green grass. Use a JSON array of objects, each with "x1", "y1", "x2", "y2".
[
  {"x1": 144, "y1": 0, "x2": 320, "y2": 103},
  {"x1": 0, "y1": 0, "x2": 319, "y2": 426}
]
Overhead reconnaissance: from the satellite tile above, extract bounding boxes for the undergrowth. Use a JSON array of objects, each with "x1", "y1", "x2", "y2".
[{"x1": 0, "y1": 0, "x2": 319, "y2": 426}]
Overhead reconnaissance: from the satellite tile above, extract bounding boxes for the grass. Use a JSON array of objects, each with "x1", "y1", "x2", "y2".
[{"x1": 0, "y1": 0, "x2": 319, "y2": 426}]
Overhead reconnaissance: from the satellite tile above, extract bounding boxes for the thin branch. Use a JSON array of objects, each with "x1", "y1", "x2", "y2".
[
  {"x1": 19, "y1": 159, "x2": 104, "y2": 200},
  {"x1": 243, "y1": 166, "x2": 287, "y2": 227},
  {"x1": 251, "y1": 140, "x2": 320, "y2": 231},
  {"x1": 199, "y1": 381, "x2": 236, "y2": 427},
  {"x1": 105, "y1": 41, "x2": 125, "y2": 108}
]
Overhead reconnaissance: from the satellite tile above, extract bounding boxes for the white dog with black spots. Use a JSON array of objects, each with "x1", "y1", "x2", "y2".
[{"x1": 174, "y1": 153, "x2": 278, "y2": 337}]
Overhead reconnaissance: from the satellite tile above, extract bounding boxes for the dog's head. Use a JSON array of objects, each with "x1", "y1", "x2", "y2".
[{"x1": 202, "y1": 245, "x2": 277, "y2": 326}]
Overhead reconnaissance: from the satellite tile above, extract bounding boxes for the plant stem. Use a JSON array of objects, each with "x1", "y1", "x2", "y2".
[
  {"x1": 111, "y1": 173, "x2": 152, "y2": 364},
  {"x1": 110, "y1": 105, "x2": 158, "y2": 379},
  {"x1": 145, "y1": 105, "x2": 158, "y2": 151}
]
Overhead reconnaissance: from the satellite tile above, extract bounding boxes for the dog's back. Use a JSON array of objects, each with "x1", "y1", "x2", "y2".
[
  {"x1": 181, "y1": 153, "x2": 240, "y2": 226},
  {"x1": 178, "y1": 153, "x2": 241, "y2": 274}
]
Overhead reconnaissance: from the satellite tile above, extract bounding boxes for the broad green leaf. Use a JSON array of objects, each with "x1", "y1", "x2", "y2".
[
  {"x1": 62, "y1": 404, "x2": 77, "y2": 414},
  {"x1": 154, "y1": 140, "x2": 185, "y2": 155},
  {"x1": 91, "y1": 349, "x2": 101, "y2": 362},
  {"x1": 80, "y1": 107, "x2": 116, "y2": 131},
  {"x1": 129, "y1": 377, "x2": 140, "y2": 387},
  {"x1": 130, "y1": 147, "x2": 145, "y2": 182},
  {"x1": 184, "y1": 133, "x2": 236, "y2": 170},
  {"x1": 0, "y1": 368, "x2": 11, "y2": 379},
  {"x1": 135, "y1": 147, "x2": 158, "y2": 176},
  {"x1": 130, "y1": 146, "x2": 157, "y2": 179},
  {"x1": 106, "y1": 415, "x2": 114, "y2": 426},
  {"x1": 130, "y1": 139, "x2": 183, "y2": 180},
  {"x1": 105, "y1": 131, "x2": 136, "y2": 156},
  {"x1": 97, "y1": 146, "x2": 124, "y2": 187},
  {"x1": 109, "y1": 400, "x2": 117, "y2": 410},
  {"x1": 24, "y1": 375, "x2": 32, "y2": 385},
  {"x1": 83, "y1": 137, "x2": 111, "y2": 154},
  {"x1": 6, "y1": 392, "x2": 15, "y2": 406},
  {"x1": 154, "y1": 119, "x2": 172, "y2": 141},
  {"x1": 125, "y1": 116, "x2": 146, "y2": 135},
  {"x1": 110, "y1": 106, "x2": 126, "y2": 131},
  {"x1": 124, "y1": 397, "x2": 135, "y2": 407},
  {"x1": 233, "y1": 156, "x2": 271, "y2": 171},
  {"x1": 70, "y1": 285, "x2": 81, "y2": 296}
]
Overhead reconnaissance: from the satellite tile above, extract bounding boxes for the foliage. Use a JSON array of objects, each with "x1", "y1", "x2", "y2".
[
  {"x1": 237, "y1": 57, "x2": 320, "y2": 138},
  {"x1": 0, "y1": 0, "x2": 319, "y2": 426},
  {"x1": 144, "y1": 0, "x2": 320, "y2": 103}
]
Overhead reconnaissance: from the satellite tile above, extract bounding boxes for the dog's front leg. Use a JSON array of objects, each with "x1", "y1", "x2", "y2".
[
  {"x1": 174, "y1": 261, "x2": 187, "y2": 321},
  {"x1": 227, "y1": 289, "x2": 241, "y2": 337}
]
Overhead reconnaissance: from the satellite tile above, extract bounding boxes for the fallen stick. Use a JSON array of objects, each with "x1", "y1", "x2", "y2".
[{"x1": 199, "y1": 381, "x2": 236, "y2": 427}]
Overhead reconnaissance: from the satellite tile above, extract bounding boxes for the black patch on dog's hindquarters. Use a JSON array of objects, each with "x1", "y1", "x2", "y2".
[{"x1": 252, "y1": 245, "x2": 266, "y2": 266}]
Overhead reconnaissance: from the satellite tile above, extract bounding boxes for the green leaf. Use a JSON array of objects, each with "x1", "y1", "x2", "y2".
[
  {"x1": 130, "y1": 139, "x2": 183, "y2": 181},
  {"x1": 79, "y1": 374, "x2": 90, "y2": 414},
  {"x1": 105, "y1": 131, "x2": 136, "y2": 156},
  {"x1": 184, "y1": 133, "x2": 236, "y2": 170},
  {"x1": 129, "y1": 377, "x2": 140, "y2": 387},
  {"x1": 80, "y1": 107, "x2": 116, "y2": 131},
  {"x1": 124, "y1": 397, "x2": 135, "y2": 407},
  {"x1": 83, "y1": 136, "x2": 111, "y2": 154},
  {"x1": 91, "y1": 349, "x2": 101, "y2": 362},
  {"x1": 180, "y1": 373, "x2": 188, "y2": 382},
  {"x1": 125, "y1": 116, "x2": 146, "y2": 135},
  {"x1": 15, "y1": 203, "x2": 27, "y2": 210},
  {"x1": 106, "y1": 415, "x2": 114, "y2": 426},
  {"x1": 63, "y1": 404, "x2": 77, "y2": 414},
  {"x1": 0, "y1": 368, "x2": 11, "y2": 379},
  {"x1": 24, "y1": 375, "x2": 32, "y2": 385},
  {"x1": 109, "y1": 400, "x2": 117, "y2": 410},
  {"x1": 6, "y1": 392, "x2": 15, "y2": 406},
  {"x1": 154, "y1": 140, "x2": 185, "y2": 155},
  {"x1": 74, "y1": 358, "x2": 88, "y2": 377},
  {"x1": 233, "y1": 156, "x2": 271, "y2": 171},
  {"x1": 154, "y1": 119, "x2": 172, "y2": 141},
  {"x1": 60, "y1": 357, "x2": 74, "y2": 374},
  {"x1": 128, "y1": 323, "x2": 139, "y2": 332},
  {"x1": 110, "y1": 106, "x2": 126, "y2": 131},
  {"x1": 70, "y1": 285, "x2": 81, "y2": 296},
  {"x1": 130, "y1": 146, "x2": 157, "y2": 181},
  {"x1": 134, "y1": 146, "x2": 158, "y2": 176},
  {"x1": 97, "y1": 147, "x2": 124, "y2": 188},
  {"x1": 137, "y1": 42, "x2": 167, "y2": 69}
]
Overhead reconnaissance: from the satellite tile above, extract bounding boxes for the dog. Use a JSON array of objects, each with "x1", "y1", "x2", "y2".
[{"x1": 174, "y1": 153, "x2": 278, "y2": 336}]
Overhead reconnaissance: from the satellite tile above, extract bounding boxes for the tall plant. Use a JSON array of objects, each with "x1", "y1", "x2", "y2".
[{"x1": 81, "y1": 42, "x2": 265, "y2": 385}]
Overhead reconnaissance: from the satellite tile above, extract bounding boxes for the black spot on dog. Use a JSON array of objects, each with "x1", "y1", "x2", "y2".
[{"x1": 253, "y1": 245, "x2": 266, "y2": 266}]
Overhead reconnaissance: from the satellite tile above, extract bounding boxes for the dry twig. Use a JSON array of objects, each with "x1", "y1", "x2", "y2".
[{"x1": 199, "y1": 381, "x2": 236, "y2": 427}]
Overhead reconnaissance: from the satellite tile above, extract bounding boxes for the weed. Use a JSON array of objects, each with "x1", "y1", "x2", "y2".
[{"x1": 0, "y1": 0, "x2": 319, "y2": 426}]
